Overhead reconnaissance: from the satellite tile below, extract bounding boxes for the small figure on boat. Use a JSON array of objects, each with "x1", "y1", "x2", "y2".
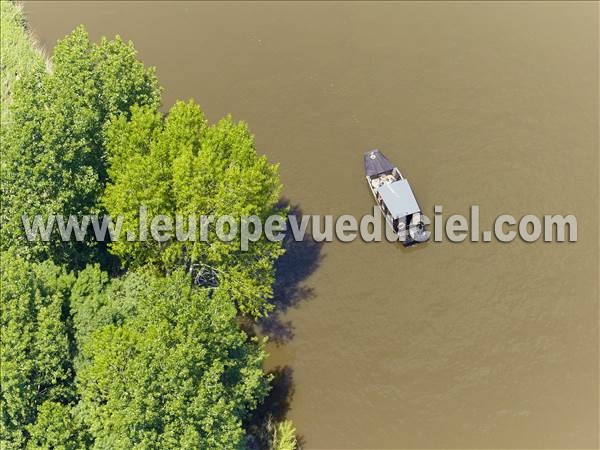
[{"x1": 363, "y1": 149, "x2": 427, "y2": 246}]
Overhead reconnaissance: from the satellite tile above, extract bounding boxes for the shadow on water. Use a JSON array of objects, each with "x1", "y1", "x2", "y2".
[
  {"x1": 398, "y1": 239, "x2": 430, "y2": 254},
  {"x1": 262, "y1": 366, "x2": 295, "y2": 422},
  {"x1": 258, "y1": 202, "x2": 324, "y2": 345},
  {"x1": 246, "y1": 366, "x2": 306, "y2": 449},
  {"x1": 245, "y1": 202, "x2": 322, "y2": 448}
]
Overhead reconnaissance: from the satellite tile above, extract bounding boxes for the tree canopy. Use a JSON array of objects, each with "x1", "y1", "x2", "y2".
[
  {"x1": 102, "y1": 101, "x2": 285, "y2": 317},
  {"x1": 1, "y1": 25, "x2": 161, "y2": 267},
  {"x1": 72, "y1": 267, "x2": 270, "y2": 449},
  {"x1": 1, "y1": 256, "x2": 272, "y2": 449},
  {"x1": 0, "y1": 1, "x2": 46, "y2": 127},
  {"x1": 0, "y1": 9, "x2": 295, "y2": 448},
  {"x1": 0, "y1": 251, "x2": 77, "y2": 448}
]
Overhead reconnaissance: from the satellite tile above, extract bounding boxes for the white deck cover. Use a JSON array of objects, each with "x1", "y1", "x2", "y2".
[{"x1": 377, "y1": 179, "x2": 421, "y2": 219}]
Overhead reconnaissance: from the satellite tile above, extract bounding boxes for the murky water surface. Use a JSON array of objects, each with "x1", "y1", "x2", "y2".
[{"x1": 24, "y1": 2, "x2": 598, "y2": 448}]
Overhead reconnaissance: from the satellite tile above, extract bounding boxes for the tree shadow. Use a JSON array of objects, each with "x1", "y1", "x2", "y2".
[
  {"x1": 258, "y1": 202, "x2": 324, "y2": 345},
  {"x1": 263, "y1": 365, "x2": 295, "y2": 423},
  {"x1": 245, "y1": 202, "x2": 321, "y2": 448},
  {"x1": 245, "y1": 366, "x2": 306, "y2": 449}
]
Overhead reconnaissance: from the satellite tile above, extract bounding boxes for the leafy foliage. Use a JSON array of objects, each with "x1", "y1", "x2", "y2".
[
  {"x1": 72, "y1": 268, "x2": 270, "y2": 449},
  {"x1": 1, "y1": 17, "x2": 284, "y2": 449},
  {"x1": 1, "y1": 25, "x2": 161, "y2": 267},
  {"x1": 24, "y1": 401, "x2": 88, "y2": 450},
  {"x1": 270, "y1": 420, "x2": 298, "y2": 450},
  {"x1": 0, "y1": 252, "x2": 76, "y2": 448},
  {"x1": 1, "y1": 258, "x2": 272, "y2": 449},
  {"x1": 0, "y1": 1, "x2": 46, "y2": 127},
  {"x1": 102, "y1": 101, "x2": 285, "y2": 317}
]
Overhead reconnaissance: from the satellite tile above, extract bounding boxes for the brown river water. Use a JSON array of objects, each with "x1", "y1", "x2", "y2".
[{"x1": 23, "y1": 2, "x2": 598, "y2": 448}]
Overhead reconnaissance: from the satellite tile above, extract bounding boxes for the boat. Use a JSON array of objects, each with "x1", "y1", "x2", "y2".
[{"x1": 363, "y1": 149, "x2": 427, "y2": 246}]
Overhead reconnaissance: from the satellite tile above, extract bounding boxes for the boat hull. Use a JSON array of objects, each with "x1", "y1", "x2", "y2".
[{"x1": 363, "y1": 150, "x2": 427, "y2": 246}]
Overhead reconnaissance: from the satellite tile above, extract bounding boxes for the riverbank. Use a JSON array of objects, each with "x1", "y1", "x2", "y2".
[
  {"x1": 0, "y1": 1, "x2": 47, "y2": 125},
  {"x1": 1, "y1": 3, "x2": 299, "y2": 448},
  {"x1": 14, "y1": 1, "x2": 600, "y2": 447}
]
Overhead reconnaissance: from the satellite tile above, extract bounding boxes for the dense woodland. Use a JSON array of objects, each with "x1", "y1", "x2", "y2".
[{"x1": 0, "y1": 2, "x2": 296, "y2": 449}]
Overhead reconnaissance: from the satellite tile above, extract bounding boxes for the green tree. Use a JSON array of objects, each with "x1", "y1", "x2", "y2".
[
  {"x1": 1, "y1": 25, "x2": 161, "y2": 267},
  {"x1": 69, "y1": 264, "x2": 138, "y2": 352},
  {"x1": 2, "y1": 17, "x2": 283, "y2": 449},
  {"x1": 0, "y1": 251, "x2": 76, "y2": 448},
  {"x1": 25, "y1": 401, "x2": 88, "y2": 450},
  {"x1": 72, "y1": 268, "x2": 270, "y2": 449},
  {"x1": 270, "y1": 420, "x2": 298, "y2": 450},
  {"x1": 102, "y1": 101, "x2": 285, "y2": 317},
  {"x1": 0, "y1": 1, "x2": 46, "y2": 127}
]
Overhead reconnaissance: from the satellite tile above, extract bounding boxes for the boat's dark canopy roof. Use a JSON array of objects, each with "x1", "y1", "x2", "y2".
[{"x1": 364, "y1": 149, "x2": 395, "y2": 177}]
